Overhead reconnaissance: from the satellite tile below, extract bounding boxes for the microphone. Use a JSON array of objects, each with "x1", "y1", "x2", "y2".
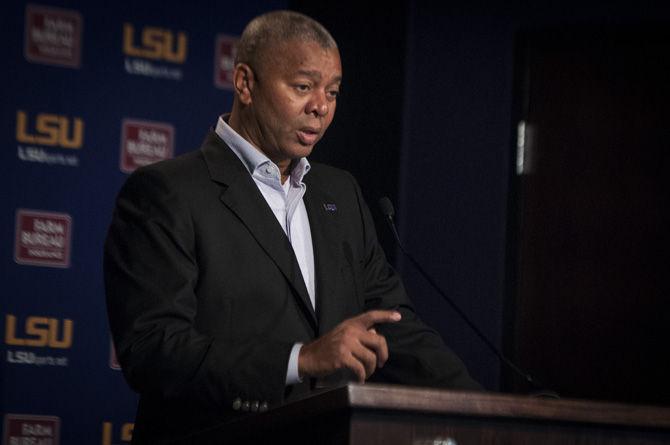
[{"x1": 378, "y1": 196, "x2": 555, "y2": 395}]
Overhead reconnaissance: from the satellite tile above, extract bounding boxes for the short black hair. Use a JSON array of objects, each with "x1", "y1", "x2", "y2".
[{"x1": 235, "y1": 10, "x2": 338, "y2": 70}]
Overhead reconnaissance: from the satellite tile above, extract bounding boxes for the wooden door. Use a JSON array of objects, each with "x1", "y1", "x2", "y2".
[{"x1": 507, "y1": 26, "x2": 670, "y2": 404}]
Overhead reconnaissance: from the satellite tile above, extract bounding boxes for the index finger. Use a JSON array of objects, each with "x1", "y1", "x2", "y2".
[{"x1": 356, "y1": 310, "x2": 401, "y2": 328}]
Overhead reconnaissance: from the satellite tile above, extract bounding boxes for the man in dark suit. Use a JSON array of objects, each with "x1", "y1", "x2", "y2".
[{"x1": 105, "y1": 10, "x2": 480, "y2": 444}]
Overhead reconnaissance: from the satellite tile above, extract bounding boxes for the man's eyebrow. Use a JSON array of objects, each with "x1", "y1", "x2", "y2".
[
  {"x1": 296, "y1": 69, "x2": 321, "y2": 78},
  {"x1": 295, "y1": 69, "x2": 342, "y2": 83}
]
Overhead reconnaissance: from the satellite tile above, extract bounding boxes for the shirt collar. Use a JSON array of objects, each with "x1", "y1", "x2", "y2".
[{"x1": 215, "y1": 115, "x2": 311, "y2": 186}]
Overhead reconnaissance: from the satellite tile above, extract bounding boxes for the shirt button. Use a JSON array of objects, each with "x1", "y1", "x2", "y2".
[
  {"x1": 251, "y1": 400, "x2": 260, "y2": 412},
  {"x1": 232, "y1": 398, "x2": 242, "y2": 411},
  {"x1": 241, "y1": 401, "x2": 250, "y2": 412},
  {"x1": 265, "y1": 166, "x2": 273, "y2": 174},
  {"x1": 259, "y1": 401, "x2": 269, "y2": 412}
]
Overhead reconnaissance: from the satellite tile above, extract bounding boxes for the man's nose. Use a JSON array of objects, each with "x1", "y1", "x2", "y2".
[{"x1": 307, "y1": 91, "x2": 329, "y2": 117}]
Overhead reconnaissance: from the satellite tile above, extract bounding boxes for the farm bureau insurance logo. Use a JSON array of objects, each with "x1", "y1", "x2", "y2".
[
  {"x1": 16, "y1": 110, "x2": 84, "y2": 167},
  {"x1": 5, "y1": 314, "x2": 73, "y2": 368},
  {"x1": 24, "y1": 4, "x2": 82, "y2": 68},
  {"x1": 120, "y1": 119, "x2": 174, "y2": 173},
  {"x1": 3, "y1": 414, "x2": 60, "y2": 445},
  {"x1": 14, "y1": 209, "x2": 72, "y2": 268},
  {"x1": 123, "y1": 23, "x2": 187, "y2": 80},
  {"x1": 213, "y1": 34, "x2": 238, "y2": 90}
]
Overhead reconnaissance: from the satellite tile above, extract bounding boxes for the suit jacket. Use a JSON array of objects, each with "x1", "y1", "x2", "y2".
[{"x1": 104, "y1": 131, "x2": 480, "y2": 444}]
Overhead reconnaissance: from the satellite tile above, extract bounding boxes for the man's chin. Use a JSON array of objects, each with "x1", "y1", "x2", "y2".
[{"x1": 287, "y1": 143, "x2": 315, "y2": 159}]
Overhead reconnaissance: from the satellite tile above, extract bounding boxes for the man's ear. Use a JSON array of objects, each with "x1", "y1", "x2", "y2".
[{"x1": 234, "y1": 63, "x2": 255, "y2": 105}]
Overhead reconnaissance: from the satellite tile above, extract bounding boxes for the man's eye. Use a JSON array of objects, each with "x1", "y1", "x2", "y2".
[
  {"x1": 328, "y1": 90, "x2": 339, "y2": 99},
  {"x1": 295, "y1": 84, "x2": 310, "y2": 92}
]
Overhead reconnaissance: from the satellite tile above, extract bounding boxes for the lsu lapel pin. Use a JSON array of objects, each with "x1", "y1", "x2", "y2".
[{"x1": 323, "y1": 203, "x2": 337, "y2": 212}]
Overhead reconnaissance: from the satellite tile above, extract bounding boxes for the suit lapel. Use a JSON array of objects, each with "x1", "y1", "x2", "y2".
[
  {"x1": 201, "y1": 132, "x2": 317, "y2": 330},
  {"x1": 303, "y1": 178, "x2": 347, "y2": 335}
]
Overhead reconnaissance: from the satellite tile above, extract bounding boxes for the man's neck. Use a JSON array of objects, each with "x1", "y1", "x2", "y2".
[{"x1": 227, "y1": 111, "x2": 293, "y2": 184}]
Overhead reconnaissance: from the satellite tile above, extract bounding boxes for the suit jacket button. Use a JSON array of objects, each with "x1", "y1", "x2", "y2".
[
  {"x1": 242, "y1": 401, "x2": 250, "y2": 412},
  {"x1": 259, "y1": 401, "x2": 269, "y2": 412},
  {"x1": 232, "y1": 398, "x2": 242, "y2": 411},
  {"x1": 251, "y1": 401, "x2": 260, "y2": 412}
]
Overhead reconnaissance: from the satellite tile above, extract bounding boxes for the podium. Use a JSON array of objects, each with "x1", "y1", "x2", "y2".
[{"x1": 199, "y1": 384, "x2": 670, "y2": 444}]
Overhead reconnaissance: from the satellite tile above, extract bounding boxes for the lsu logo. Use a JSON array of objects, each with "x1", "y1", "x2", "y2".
[
  {"x1": 5, "y1": 314, "x2": 73, "y2": 349},
  {"x1": 123, "y1": 23, "x2": 187, "y2": 63},
  {"x1": 16, "y1": 110, "x2": 84, "y2": 149},
  {"x1": 101, "y1": 421, "x2": 133, "y2": 445}
]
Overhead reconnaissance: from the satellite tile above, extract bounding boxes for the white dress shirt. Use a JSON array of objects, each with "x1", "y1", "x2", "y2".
[{"x1": 215, "y1": 116, "x2": 312, "y2": 385}]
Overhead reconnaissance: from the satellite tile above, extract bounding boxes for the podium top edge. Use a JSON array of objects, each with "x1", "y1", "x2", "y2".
[{"x1": 338, "y1": 383, "x2": 670, "y2": 429}]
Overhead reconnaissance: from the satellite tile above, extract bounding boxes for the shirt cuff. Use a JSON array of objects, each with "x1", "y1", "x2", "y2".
[{"x1": 285, "y1": 343, "x2": 304, "y2": 385}]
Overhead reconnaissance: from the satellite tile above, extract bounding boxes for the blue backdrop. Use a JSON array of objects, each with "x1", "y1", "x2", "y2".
[{"x1": 1, "y1": 1, "x2": 284, "y2": 443}]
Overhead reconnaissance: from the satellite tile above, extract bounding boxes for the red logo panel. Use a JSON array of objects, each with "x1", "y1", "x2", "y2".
[
  {"x1": 120, "y1": 119, "x2": 174, "y2": 173},
  {"x1": 24, "y1": 4, "x2": 82, "y2": 68},
  {"x1": 14, "y1": 210, "x2": 72, "y2": 268},
  {"x1": 3, "y1": 414, "x2": 60, "y2": 445},
  {"x1": 213, "y1": 34, "x2": 238, "y2": 90}
]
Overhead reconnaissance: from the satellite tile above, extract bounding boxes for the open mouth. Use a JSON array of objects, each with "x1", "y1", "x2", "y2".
[{"x1": 297, "y1": 129, "x2": 320, "y2": 145}]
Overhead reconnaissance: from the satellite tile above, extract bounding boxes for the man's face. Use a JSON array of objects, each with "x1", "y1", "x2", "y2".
[{"x1": 246, "y1": 40, "x2": 342, "y2": 163}]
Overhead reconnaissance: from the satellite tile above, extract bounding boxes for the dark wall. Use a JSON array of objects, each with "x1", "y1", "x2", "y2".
[
  {"x1": 412, "y1": 1, "x2": 670, "y2": 394},
  {"x1": 294, "y1": 0, "x2": 670, "y2": 396},
  {"x1": 400, "y1": 1, "x2": 670, "y2": 394},
  {"x1": 398, "y1": 3, "x2": 517, "y2": 391}
]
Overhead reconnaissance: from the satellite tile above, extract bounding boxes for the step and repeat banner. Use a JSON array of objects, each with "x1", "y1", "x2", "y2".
[{"x1": 1, "y1": 1, "x2": 284, "y2": 443}]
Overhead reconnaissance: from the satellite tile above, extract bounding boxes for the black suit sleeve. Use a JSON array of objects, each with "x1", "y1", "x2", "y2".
[
  {"x1": 345, "y1": 174, "x2": 482, "y2": 391},
  {"x1": 104, "y1": 168, "x2": 292, "y2": 410}
]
